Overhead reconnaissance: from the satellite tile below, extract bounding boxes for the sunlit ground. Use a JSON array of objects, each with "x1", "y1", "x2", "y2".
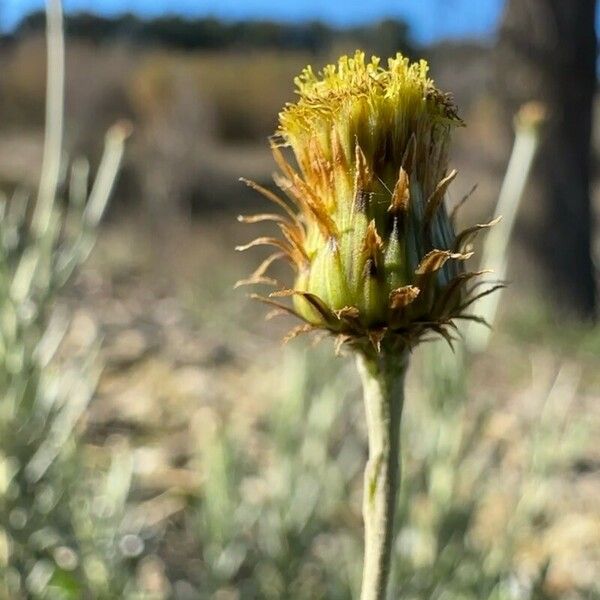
[{"x1": 53, "y1": 212, "x2": 599, "y2": 598}]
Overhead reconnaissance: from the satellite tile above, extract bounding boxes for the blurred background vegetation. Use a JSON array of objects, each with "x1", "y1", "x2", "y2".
[{"x1": 0, "y1": 1, "x2": 598, "y2": 598}]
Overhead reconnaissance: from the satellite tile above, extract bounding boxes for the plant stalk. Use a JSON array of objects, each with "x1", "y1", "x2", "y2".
[{"x1": 356, "y1": 350, "x2": 408, "y2": 600}]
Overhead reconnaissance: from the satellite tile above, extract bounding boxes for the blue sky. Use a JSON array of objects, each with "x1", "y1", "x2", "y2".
[{"x1": 2, "y1": 0, "x2": 506, "y2": 43}]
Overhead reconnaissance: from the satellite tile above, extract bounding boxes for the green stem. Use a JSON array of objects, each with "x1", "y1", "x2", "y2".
[{"x1": 356, "y1": 350, "x2": 408, "y2": 600}]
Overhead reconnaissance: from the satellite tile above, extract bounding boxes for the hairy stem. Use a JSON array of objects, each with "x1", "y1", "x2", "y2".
[{"x1": 357, "y1": 350, "x2": 408, "y2": 600}]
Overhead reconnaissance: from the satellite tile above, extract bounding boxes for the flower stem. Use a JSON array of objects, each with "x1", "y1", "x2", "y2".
[{"x1": 356, "y1": 350, "x2": 408, "y2": 600}]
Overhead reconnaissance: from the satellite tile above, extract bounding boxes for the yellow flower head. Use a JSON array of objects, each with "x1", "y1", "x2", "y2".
[{"x1": 238, "y1": 51, "x2": 498, "y2": 353}]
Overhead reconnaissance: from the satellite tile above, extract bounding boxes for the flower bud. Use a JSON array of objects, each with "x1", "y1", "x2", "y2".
[{"x1": 238, "y1": 51, "x2": 499, "y2": 351}]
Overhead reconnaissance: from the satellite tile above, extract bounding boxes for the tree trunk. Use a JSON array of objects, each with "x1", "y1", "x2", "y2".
[{"x1": 495, "y1": 0, "x2": 597, "y2": 319}]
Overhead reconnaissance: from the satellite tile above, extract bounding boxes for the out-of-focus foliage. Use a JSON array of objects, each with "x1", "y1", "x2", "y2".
[
  {"x1": 11, "y1": 12, "x2": 414, "y2": 57},
  {"x1": 0, "y1": 127, "x2": 143, "y2": 598},
  {"x1": 0, "y1": 25, "x2": 489, "y2": 216},
  {"x1": 0, "y1": 4, "x2": 141, "y2": 592},
  {"x1": 195, "y1": 349, "x2": 362, "y2": 598},
  {"x1": 186, "y1": 341, "x2": 594, "y2": 599}
]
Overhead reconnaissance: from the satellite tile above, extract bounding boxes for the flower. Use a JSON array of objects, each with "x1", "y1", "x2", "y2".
[{"x1": 237, "y1": 51, "x2": 500, "y2": 353}]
